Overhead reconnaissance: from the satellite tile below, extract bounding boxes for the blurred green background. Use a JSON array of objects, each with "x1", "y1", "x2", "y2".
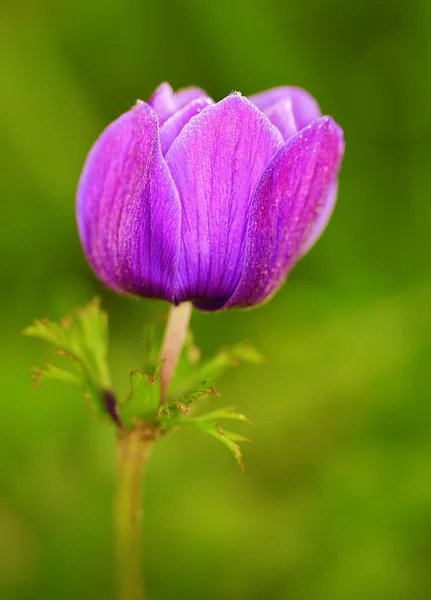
[{"x1": 1, "y1": 0, "x2": 430, "y2": 598}]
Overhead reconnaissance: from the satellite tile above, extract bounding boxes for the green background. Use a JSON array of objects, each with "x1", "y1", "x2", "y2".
[{"x1": 2, "y1": 0, "x2": 430, "y2": 598}]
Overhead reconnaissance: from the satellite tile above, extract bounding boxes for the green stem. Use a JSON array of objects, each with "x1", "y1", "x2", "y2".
[
  {"x1": 159, "y1": 302, "x2": 192, "y2": 401},
  {"x1": 114, "y1": 303, "x2": 192, "y2": 599},
  {"x1": 115, "y1": 429, "x2": 153, "y2": 600}
]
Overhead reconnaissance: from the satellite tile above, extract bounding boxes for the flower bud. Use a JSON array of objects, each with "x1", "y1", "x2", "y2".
[{"x1": 77, "y1": 83, "x2": 344, "y2": 311}]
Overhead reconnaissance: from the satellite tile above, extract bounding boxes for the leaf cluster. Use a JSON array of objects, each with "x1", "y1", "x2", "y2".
[{"x1": 24, "y1": 299, "x2": 263, "y2": 467}]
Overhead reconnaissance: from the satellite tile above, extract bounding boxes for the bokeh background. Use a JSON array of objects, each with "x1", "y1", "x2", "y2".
[{"x1": 2, "y1": 0, "x2": 431, "y2": 598}]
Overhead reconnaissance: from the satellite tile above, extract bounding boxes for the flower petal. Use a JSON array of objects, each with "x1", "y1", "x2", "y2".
[
  {"x1": 299, "y1": 180, "x2": 338, "y2": 257},
  {"x1": 77, "y1": 101, "x2": 181, "y2": 300},
  {"x1": 165, "y1": 94, "x2": 284, "y2": 309},
  {"x1": 159, "y1": 96, "x2": 214, "y2": 156},
  {"x1": 249, "y1": 86, "x2": 321, "y2": 140},
  {"x1": 224, "y1": 117, "x2": 344, "y2": 309},
  {"x1": 148, "y1": 82, "x2": 212, "y2": 126}
]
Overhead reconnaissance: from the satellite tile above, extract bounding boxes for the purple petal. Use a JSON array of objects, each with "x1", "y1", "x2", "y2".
[
  {"x1": 160, "y1": 96, "x2": 214, "y2": 156},
  {"x1": 249, "y1": 87, "x2": 321, "y2": 140},
  {"x1": 148, "y1": 82, "x2": 212, "y2": 126},
  {"x1": 77, "y1": 101, "x2": 181, "y2": 300},
  {"x1": 299, "y1": 180, "x2": 338, "y2": 256},
  {"x1": 224, "y1": 117, "x2": 345, "y2": 309},
  {"x1": 165, "y1": 93, "x2": 284, "y2": 309}
]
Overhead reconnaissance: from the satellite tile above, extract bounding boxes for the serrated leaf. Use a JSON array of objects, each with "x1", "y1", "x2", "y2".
[
  {"x1": 170, "y1": 341, "x2": 264, "y2": 400},
  {"x1": 30, "y1": 362, "x2": 82, "y2": 390},
  {"x1": 159, "y1": 380, "x2": 220, "y2": 424},
  {"x1": 75, "y1": 298, "x2": 111, "y2": 388},
  {"x1": 23, "y1": 298, "x2": 114, "y2": 420},
  {"x1": 24, "y1": 298, "x2": 111, "y2": 390},
  {"x1": 192, "y1": 407, "x2": 251, "y2": 425},
  {"x1": 180, "y1": 379, "x2": 220, "y2": 404},
  {"x1": 119, "y1": 362, "x2": 163, "y2": 428},
  {"x1": 188, "y1": 420, "x2": 248, "y2": 469},
  {"x1": 170, "y1": 402, "x2": 251, "y2": 469},
  {"x1": 216, "y1": 429, "x2": 251, "y2": 444},
  {"x1": 206, "y1": 426, "x2": 250, "y2": 467}
]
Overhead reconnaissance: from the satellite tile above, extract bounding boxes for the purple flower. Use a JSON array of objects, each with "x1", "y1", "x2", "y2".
[{"x1": 77, "y1": 82, "x2": 344, "y2": 311}]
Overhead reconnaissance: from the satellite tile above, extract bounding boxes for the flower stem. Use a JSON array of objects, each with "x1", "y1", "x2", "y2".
[
  {"x1": 159, "y1": 302, "x2": 192, "y2": 401},
  {"x1": 115, "y1": 429, "x2": 153, "y2": 600},
  {"x1": 114, "y1": 303, "x2": 191, "y2": 599}
]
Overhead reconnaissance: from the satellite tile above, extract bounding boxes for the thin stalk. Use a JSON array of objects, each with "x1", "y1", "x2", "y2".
[
  {"x1": 115, "y1": 429, "x2": 153, "y2": 600},
  {"x1": 114, "y1": 303, "x2": 191, "y2": 599},
  {"x1": 159, "y1": 302, "x2": 192, "y2": 401}
]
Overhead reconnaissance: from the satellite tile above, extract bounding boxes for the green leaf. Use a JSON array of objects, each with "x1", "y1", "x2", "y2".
[
  {"x1": 170, "y1": 341, "x2": 264, "y2": 400},
  {"x1": 23, "y1": 298, "x2": 114, "y2": 420},
  {"x1": 119, "y1": 362, "x2": 163, "y2": 428},
  {"x1": 24, "y1": 300, "x2": 257, "y2": 459},
  {"x1": 192, "y1": 406, "x2": 251, "y2": 425},
  {"x1": 158, "y1": 380, "x2": 220, "y2": 423},
  {"x1": 168, "y1": 400, "x2": 252, "y2": 469},
  {"x1": 30, "y1": 361, "x2": 82, "y2": 390},
  {"x1": 188, "y1": 419, "x2": 250, "y2": 469}
]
